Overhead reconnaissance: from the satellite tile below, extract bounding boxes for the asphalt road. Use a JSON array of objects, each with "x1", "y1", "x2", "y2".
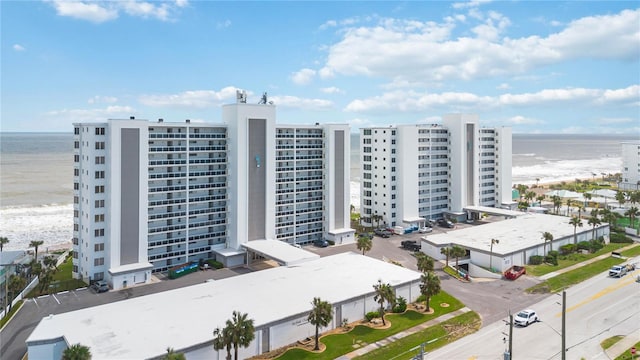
[{"x1": 427, "y1": 256, "x2": 640, "y2": 360}]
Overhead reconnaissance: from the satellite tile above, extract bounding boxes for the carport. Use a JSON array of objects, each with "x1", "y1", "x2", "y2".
[
  {"x1": 463, "y1": 205, "x2": 524, "y2": 220},
  {"x1": 241, "y1": 240, "x2": 320, "y2": 266}
]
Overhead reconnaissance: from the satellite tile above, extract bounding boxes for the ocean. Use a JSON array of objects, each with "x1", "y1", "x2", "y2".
[{"x1": 1, "y1": 132, "x2": 636, "y2": 252}]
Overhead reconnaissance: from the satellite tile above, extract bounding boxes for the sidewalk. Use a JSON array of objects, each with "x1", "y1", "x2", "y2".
[
  {"x1": 605, "y1": 329, "x2": 640, "y2": 359},
  {"x1": 539, "y1": 242, "x2": 639, "y2": 280},
  {"x1": 335, "y1": 307, "x2": 471, "y2": 360}
]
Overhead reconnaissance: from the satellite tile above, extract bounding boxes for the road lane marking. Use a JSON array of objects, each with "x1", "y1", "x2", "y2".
[
  {"x1": 52, "y1": 294, "x2": 60, "y2": 304},
  {"x1": 555, "y1": 272, "x2": 638, "y2": 317},
  {"x1": 33, "y1": 298, "x2": 38, "y2": 307}
]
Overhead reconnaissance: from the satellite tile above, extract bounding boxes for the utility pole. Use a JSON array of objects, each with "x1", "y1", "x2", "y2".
[
  {"x1": 562, "y1": 290, "x2": 566, "y2": 360},
  {"x1": 509, "y1": 312, "x2": 513, "y2": 359}
]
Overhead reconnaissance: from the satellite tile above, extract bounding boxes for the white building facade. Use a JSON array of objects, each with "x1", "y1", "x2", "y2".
[
  {"x1": 359, "y1": 114, "x2": 512, "y2": 227},
  {"x1": 619, "y1": 141, "x2": 640, "y2": 191},
  {"x1": 72, "y1": 100, "x2": 353, "y2": 289}
]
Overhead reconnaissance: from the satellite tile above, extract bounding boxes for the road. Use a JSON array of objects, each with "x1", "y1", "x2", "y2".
[{"x1": 428, "y1": 256, "x2": 640, "y2": 360}]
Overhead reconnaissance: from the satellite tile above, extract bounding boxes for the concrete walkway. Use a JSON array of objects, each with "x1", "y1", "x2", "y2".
[
  {"x1": 605, "y1": 329, "x2": 640, "y2": 359},
  {"x1": 539, "y1": 242, "x2": 639, "y2": 280},
  {"x1": 335, "y1": 307, "x2": 472, "y2": 360}
]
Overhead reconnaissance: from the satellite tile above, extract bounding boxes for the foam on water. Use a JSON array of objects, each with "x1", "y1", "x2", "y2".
[
  {"x1": 512, "y1": 156, "x2": 622, "y2": 185},
  {"x1": 0, "y1": 203, "x2": 73, "y2": 251}
]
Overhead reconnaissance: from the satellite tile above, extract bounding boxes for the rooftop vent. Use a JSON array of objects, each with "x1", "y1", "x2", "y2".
[
  {"x1": 158, "y1": 118, "x2": 164, "y2": 123},
  {"x1": 130, "y1": 116, "x2": 135, "y2": 120},
  {"x1": 185, "y1": 119, "x2": 191, "y2": 123}
]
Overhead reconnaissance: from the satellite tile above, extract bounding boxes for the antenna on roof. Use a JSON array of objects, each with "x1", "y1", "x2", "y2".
[{"x1": 236, "y1": 90, "x2": 247, "y2": 104}]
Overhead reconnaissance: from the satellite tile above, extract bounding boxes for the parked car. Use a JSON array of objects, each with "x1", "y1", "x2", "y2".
[
  {"x1": 437, "y1": 219, "x2": 455, "y2": 228},
  {"x1": 609, "y1": 263, "x2": 635, "y2": 277},
  {"x1": 313, "y1": 239, "x2": 329, "y2": 248},
  {"x1": 374, "y1": 228, "x2": 390, "y2": 238},
  {"x1": 514, "y1": 309, "x2": 539, "y2": 327},
  {"x1": 91, "y1": 280, "x2": 109, "y2": 293},
  {"x1": 401, "y1": 240, "x2": 421, "y2": 251},
  {"x1": 418, "y1": 226, "x2": 433, "y2": 233}
]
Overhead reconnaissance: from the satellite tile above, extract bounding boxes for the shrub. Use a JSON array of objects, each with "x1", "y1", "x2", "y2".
[
  {"x1": 392, "y1": 296, "x2": 407, "y2": 313},
  {"x1": 577, "y1": 241, "x2": 591, "y2": 251},
  {"x1": 206, "y1": 259, "x2": 223, "y2": 269},
  {"x1": 544, "y1": 255, "x2": 558, "y2": 266},
  {"x1": 365, "y1": 311, "x2": 380, "y2": 321},
  {"x1": 327, "y1": 240, "x2": 336, "y2": 246},
  {"x1": 416, "y1": 294, "x2": 426, "y2": 303},
  {"x1": 588, "y1": 240, "x2": 604, "y2": 253},
  {"x1": 559, "y1": 244, "x2": 577, "y2": 255},
  {"x1": 548, "y1": 250, "x2": 559, "y2": 258},
  {"x1": 610, "y1": 232, "x2": 633, "y2": 243},
  {"x1": 529, "y1": 255, "x2": 544, "y2": 265}
]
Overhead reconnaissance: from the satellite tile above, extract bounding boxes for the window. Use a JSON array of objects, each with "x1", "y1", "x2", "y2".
[
  {"x1": 74, "y1": 168, "x2": 79, "y2": 176},
  {"x1": 95, "y1": 156, "x2": 105, "y2": 164},
  {"x1": 95, "y1": 171, "x2": 105, "y2": 179},
  {"x1": 74, "y1": 141, "x2": 80, "y2": 149},
  {"x1": 94, "y1": 214, "x2": 104, "y2": 222},
  {"x1": 74, "y1": 183, "x2": 79, "y2": 190},
  {"x1": 74, "y1": 127, "x2": 80, "y2": 135},
  {"x1": 94, "y1": 272, "x2": 104, "y2": 280},
  {"x1": 95, "y1": 127, "x2": 105, "y2": 135},
  {"x1": 94, "y1": 257, "x2": 105, "y2": 266},
  {"x1": 94, "y1": 243, "x2": 105, "y2": 251},
  {"x1": 74, "y1": 196, "x2": 79, "y2": 204},
  {"x1": 74, "y1": 155, "x2": 80, "y2": 163},
  {"x1": 95, "y1": 141, "x2": 105, "y2": 150},
  {"x1": 73, "y1": 224, "x2": 79, "y2": 231},
  {"x1": 95, "y1": 185, "x2": 104, "y2": 194},
  {"x1": 95, "y1": 199, "x2": 104, "y2": 208},
  {"x1": 94, "y1": 229, "x2": 105, "y2": 237},
  {"x1": 72, "y1": 251, "x2": 78, "y2": 259}
]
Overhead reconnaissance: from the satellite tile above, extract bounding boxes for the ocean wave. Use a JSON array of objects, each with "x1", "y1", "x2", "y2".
[{"x1": 0, "y1": 203, "x2": 73, "y2": 252}]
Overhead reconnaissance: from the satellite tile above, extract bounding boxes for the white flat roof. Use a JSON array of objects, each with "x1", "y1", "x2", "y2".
[
  {"x1": 463, "y1": 205, "x2": 524, "y2": 218},
  {"x1": 27, "y1": 252, "x2": 421, "y2": 359},
  {"x1": 242, "y1": 239, "x2": 320, "y2": 265},
  {"x1": 108, "y1": 262, "x2": 153, "y2": 275},
  {"x1": 422, "y1": 213, "x2": 594, "y2": 255}
]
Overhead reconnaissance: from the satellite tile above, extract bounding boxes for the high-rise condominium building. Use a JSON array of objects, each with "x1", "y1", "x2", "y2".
[
  {"x1": 359, "y1": 114, "x2": 512, "y2": 227},
  {"x1": 619, "y1": 141, "x2": 640, "y2": 191},
  {"x1": 72, "y1": 96, "x2": 353, "y2": 289}
]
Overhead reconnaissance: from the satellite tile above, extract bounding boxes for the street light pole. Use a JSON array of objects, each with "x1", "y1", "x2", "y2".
[{"x1": 562, "y1": 290, "x2": 566, "y2": 360}]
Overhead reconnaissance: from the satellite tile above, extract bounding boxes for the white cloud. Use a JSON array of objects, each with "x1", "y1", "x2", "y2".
[
  {"x1": 347, "y1": 117, "x2": 373, "y2": 128},
  {"x1": 88, "y1": 95, "x2": 118, "y2": 104},
  {"x1": 268, "y1": 95, "x2": 333, "y2": 110},
  {"x1": 217, "y1": 19, "x2": 231, "y2": 29},
  {"x1": 48, "y1": 1, "x2": 118, "y2": 23},
  {"x1": 47, "y1": 0, "x2": 188, "y2": 23},
  {"x1": 139, "y1": 87, "x2": 238, "y2": 108},
  {"x1": 497, "y1": 83, "x2": 510, "y2": 90},
  {"x1": 319, "y1": 19, "x2": 337, "y2": 30},
  {"x1": 319, "y1": 86, "x2": 344, "y2": 94},
  {"x1": 505, "y1": 115, "x2": 545, "y2": 125},
  {"x1": 291, "y1": 68, "x2": 316, "y2": 85},
  {"x1": 13, "y1": 44, "x2": 26, "y2": 52},
  {"x1": 595, "y1": 117, "x2": 634, "y2": 125},
  {"x1": 46, "y1": 105, "x2": 135, "y2": 122},
  {"x1": 344, "y1": 85, "x2": 638, "y2": 114},
  {"x1": 314, "y1": 9, "x2": 639, "y2": 85}
]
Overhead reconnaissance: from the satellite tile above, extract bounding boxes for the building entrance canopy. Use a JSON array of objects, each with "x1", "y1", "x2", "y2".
[{"x1": 241, "y1": 240, "x2": 320, "y2": 266}]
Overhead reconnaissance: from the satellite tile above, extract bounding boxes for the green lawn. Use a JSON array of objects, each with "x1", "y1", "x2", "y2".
[
  {"x1": 616, "y1": 217, "x2": 639, "y2": 230},
  {"x1": 27, "y1": 256, "x2": 86, "y2": 297},
  {"x1": 621, "y1": 244, "x2": 640, "y2": 257},
  {"x1": 526, "y1": 243, "x2": 627, "y2": 277},
  {"x1": 276, "y1": 291, "x2": 463, "y2": 360},
  {"x1": 355, "y1": 311, "x2": 481, "y2": 360},
  {"x1": 601, "y1": 336, "x2": 624, "y2": 350},
  {"x1": 526, "y1": 256, "x2": 625, "y2": 293}
]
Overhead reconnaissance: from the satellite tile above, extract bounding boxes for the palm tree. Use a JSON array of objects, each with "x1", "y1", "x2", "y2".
[
  {"x1": 62, "y1": 343, "x2": 92, "y2": 360},
  {"x1": 29, "y1": 240, "x2": 44, "y2": 262},
  {"x1": 162, "y1": 348, "x2": 186, "y2": 360},
  {"x1": 615, "y1": 190, "x2": 626, "y2": 207},
  {"x1": 450, "y1": 245, "x2": 466, "y2": 270},
  {"x1": 542, "y1": 231, "x2": 553, "y2": 255},
  {"x1": 536, "y1": 195, "x2": 545, "y2": 204},
  {"x1": 0, "y1": 237, "x2": 9, "y2": 252},
  {"x1": 565, "y1": 199, "x2": 573, "y2": 216},
  {"x1": 350, "y1": 204, "x2": 355, "y2": 213},
  {"x1": 225, "y1": 311, "x2": 255, "y2": 360},
  {"x1": 630, "y1": 191, "x2": 640, "y2": 206},
  {"x1": 43, "y1": 256, "x2": 57, "y2": 271},
  {"x1": 569, "y1": 216, "x2": 583, "y2": 245},
  {"x1": 588, "y1": 214, "x2": 602, "y2": 240},
  {"x1": 7, "y1": 274, "x2": 26, "y2": 313},
  {"x1": 356, "y1": 233, "x2": 372, "y2": 255},
  {"x1": 419, "y1": 271, "x2": 441, "y2": 312},
  {"x1": 372, "y1": 279, "x2": 394, "y2": 326},
  {"x1": 516, "y1": 184, "x2": 528, "y2": 200},
  {"x1": 576, "y1": 203, "x2": 585, "y2": 219},
  {"x1": 582, "y1": 192, "x2": 592, "y2": 208},
  {"x1": 38, "y1": 269, "x2": 54, "y2": 294},
  {"x1": 524, "y1": 191, "x2": 536, "y2": 204},
  {"x1": 308, "y1": 297, "x2": 333, "y2": 351},
  {"x1": 440, "y1": 247, "x2": 450, "y2": 268},
  {"x1": 552, "y1": 195, "x2": 562, "y2": 214},
  {"x1": 371, "y1": 213, "x2": 383, "y2": 228},
  {"x1": 416, "y1": 253, "x2": 434, "y2": 273},
  {"x1": 213, "y1": 326, "x2": 232, "y2": 360},
  {"x1": 624, "y1": 207, "x2": 639, "y2": 229}
]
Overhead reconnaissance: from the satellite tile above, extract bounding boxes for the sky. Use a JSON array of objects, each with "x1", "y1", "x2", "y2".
[{"x1": 1, "y1": 1, "x2": 639, "y2": 134}]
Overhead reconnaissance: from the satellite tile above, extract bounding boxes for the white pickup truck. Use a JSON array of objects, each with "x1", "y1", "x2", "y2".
[{"x1": 609, "y1": 263, "x2": 636, "y2": 277}]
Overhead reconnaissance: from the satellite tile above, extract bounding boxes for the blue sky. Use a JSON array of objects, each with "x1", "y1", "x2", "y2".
[{"x1": 1, "y1": 1, "x2": 639, "y2": 134}]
